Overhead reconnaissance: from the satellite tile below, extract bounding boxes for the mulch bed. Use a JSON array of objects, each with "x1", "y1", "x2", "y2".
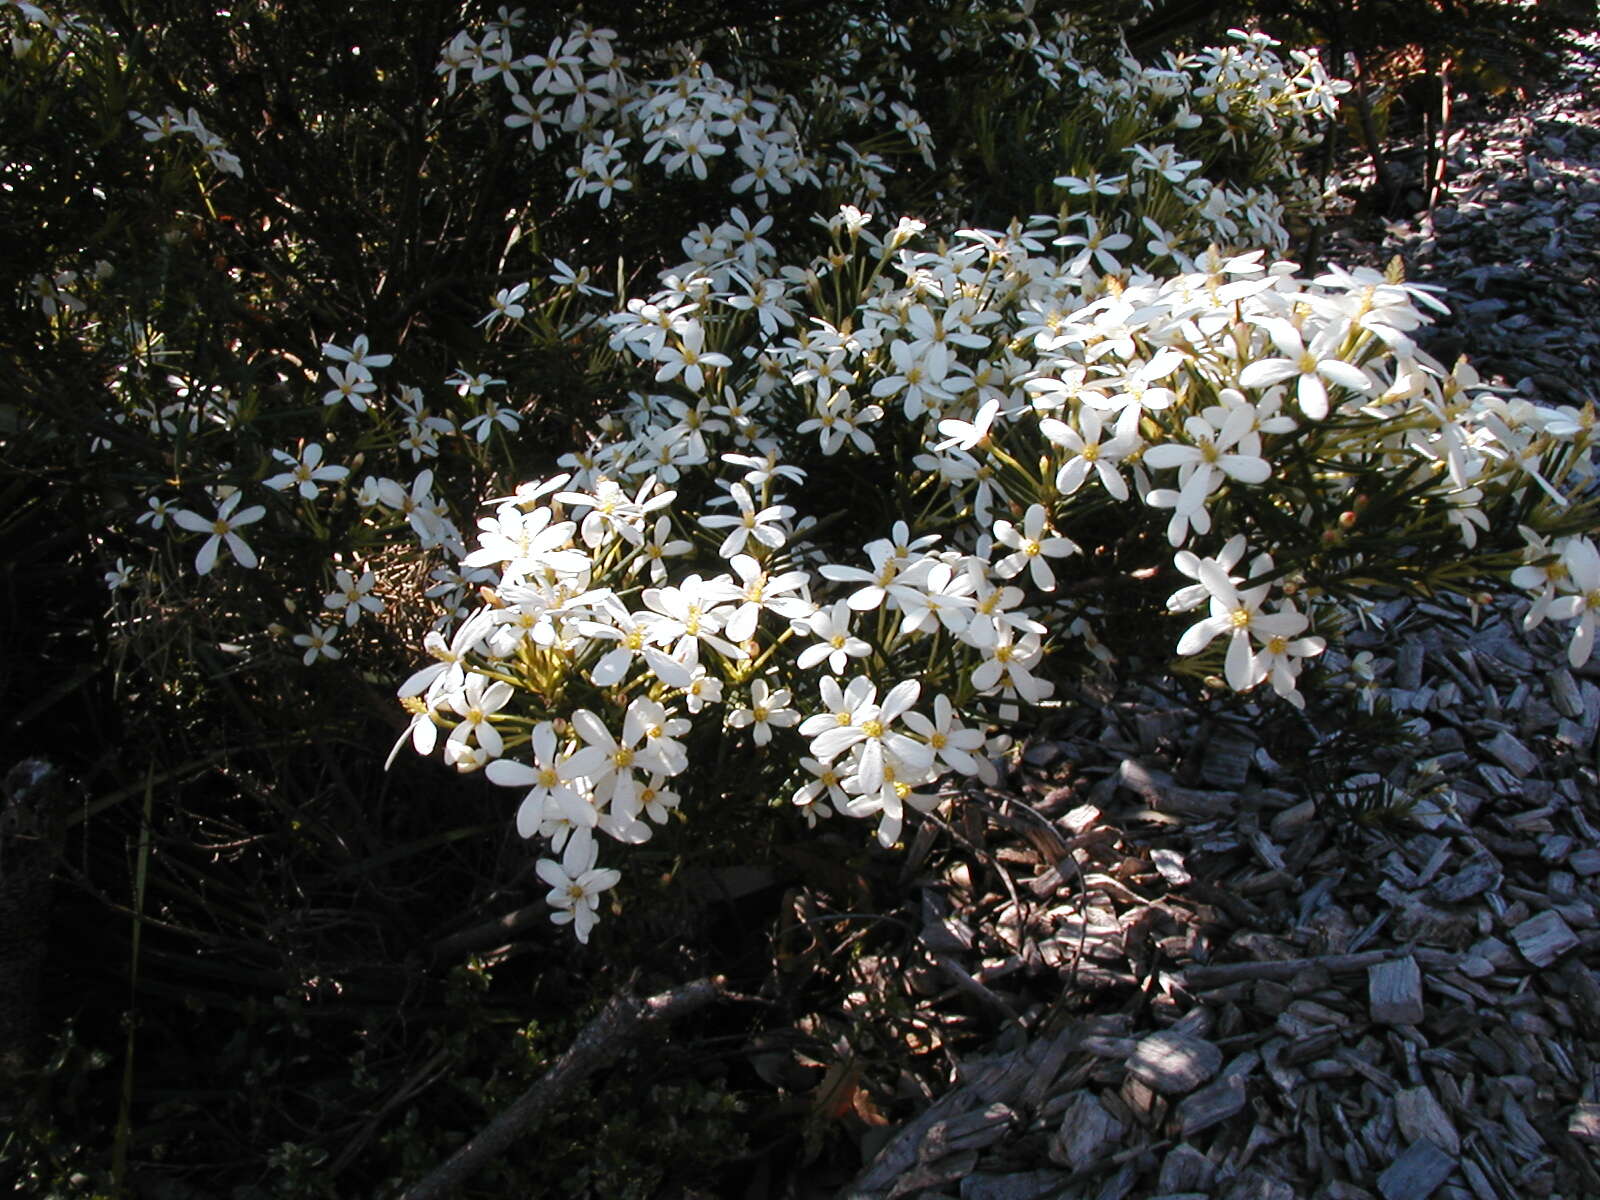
[
  {"x1": 837, "y1": 599, "x2": 1600, "y2": 1200},
  {"x1": 831, "y1": 35, "x2": 1600, "y2": 1200}
]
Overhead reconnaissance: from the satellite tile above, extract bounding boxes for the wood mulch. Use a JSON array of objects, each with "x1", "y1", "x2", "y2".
[
  {"x1": 834, "y1": 36, "x2": 1600, "y2": 1200},
  {"x1": 837, "y1": 598, "x2": 1600, "y2": 1200}
]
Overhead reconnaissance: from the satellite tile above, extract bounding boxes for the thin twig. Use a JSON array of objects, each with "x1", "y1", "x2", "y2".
[{"x1": 395, "y1": 976, "x2": 723, "y2": 1200}]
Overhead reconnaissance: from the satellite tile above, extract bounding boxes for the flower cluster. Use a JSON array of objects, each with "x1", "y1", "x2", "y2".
[
  {"x1": 29, "y1": 0, "x2": 1590, "y2": 946},
  {"x1": 434, "y1": 9, "x2": 1346, "y2": 256},
  {"x1": 394, "y1": 197, "x2": 1597, "y2": 940},
  {"x1": 128, "y1": 104, "x2": 243, "y2": 177}
]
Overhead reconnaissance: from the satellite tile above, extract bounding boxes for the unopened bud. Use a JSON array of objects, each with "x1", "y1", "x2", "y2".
[{"x1": 1338, "y1": 510, "x2": 1357, "y2": 529}]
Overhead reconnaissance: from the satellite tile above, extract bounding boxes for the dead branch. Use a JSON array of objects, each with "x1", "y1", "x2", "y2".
[{"x1": 395, "y1": 976, "x2": 724, "y2": 1200}]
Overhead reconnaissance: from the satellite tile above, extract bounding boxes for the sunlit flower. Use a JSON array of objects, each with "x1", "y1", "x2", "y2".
[
  {"x1": 991, "y1": 504, "x2": 1078, "y2": 591},
  {"x1": 172, "y1": 492, "x2": 266, "y2": 575},
  {"x1": 727, "y1": 679, "x2": 800, "y2": 746},
  {"x1": 291, "y1": 624, "x2": 342, "y2": 666},
  {"x1": 265, "y1": 443, "x2": 348, "y2": 499},
  {"x1": 535, "y1": 838, "x2": 620, "y2": 943}
]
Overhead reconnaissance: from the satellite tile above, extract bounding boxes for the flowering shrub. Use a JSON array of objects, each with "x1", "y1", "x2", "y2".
[
  {"x1": 398, "y1": 211, "x2": 1598, "y2": 941},
  {"x1": 7, "y1": 0, "x2": 1596, "y2": 956}
]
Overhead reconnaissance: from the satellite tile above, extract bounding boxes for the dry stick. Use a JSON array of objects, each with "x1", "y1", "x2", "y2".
[
  {"x1": 396, "y1": 977, "x2": 723, "y2": 1200},
  {"x1": 1428, "y1": 55, "x2": 1455, "y2": 213},
  {"x1": 1347, "y1": 51, "x2": 1398, "y2": 214}
]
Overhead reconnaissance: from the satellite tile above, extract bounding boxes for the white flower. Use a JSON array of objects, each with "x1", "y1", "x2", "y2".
[
  {"x1": 397, "y1": 610, "x2": 492, "y2": 702},
  {"x1": 871, "y1": 339, "x2": 952, "y2": 420},
  {"x1": 1248, "y1": 611, "x2": 1325, "y2": 709},
  {"x1": 722, "y1": 553, "x2": 812, "y2": 642},
  {"x1": 727, "y1": 679, "x2": 800, "y2": 746},
  {"x1": 322, "y1": 335, "x2": 392, "y2": 372},
  {"x1": 172, "y1": 492, "x2": 266, "y2": 575},
  {"x1": 323, "y1": 567, "x2": 384, "y2": 626},
  {"x1": 697, "y1": 481, "x2": 793, "y2": 559},
  {"x1": 991, "y1": 504, "x2": 1078, "y2": 591},
  {"x1": 886, "y1": 560, "x2": 975, "y2": 637},
  {"x1": 795, "y1": 601, "x2": 872, "y2": 673},
  {"x1": 562, "y1": 705, "x2": 670, "y2": 813},
  {"x1": 292, "y1": 624, "x2": 342, "y2": 666},
  {"x1": 137, "y1": 495, "x2": 174, "y2": 530},
  {"x1": 970, "y1": 628, "x2": 1050, "y2": 703},
  {"x1": 478, "y1": 283, "x2": 530, "y2": 327},
  {"x1": 681, "y1": 667, "x2": 724, "y2": 714},
  {"x1": 640, "y1": 575, "x2": 744, "y2": 663},
  {"x1": 819, "y1": 540, "x2": 909, "y2": 612},
  {"x1": 321, "y1": 364, "x2": 377, "y2": 412},
  {"x1": 1547, "y1": 537, "x2": 1600, "y2": 667},
  {"x1": 487, "y1": 722, "x2": 593, "y2": 845},
  {"x1": 557, "y1": 476, "x2": 673, "y2": 550},
  {"x1": 104, "y1": 558, "x2": 133, "y2": 590},
  {"x1": 808, "y1": 677, "x2": 931, "y2": 796},
  {"x1": 840, "y1": 751, "x2": 939, "y2": 848},
  {"x1": 1511, "y1": 526, "x2": 1569, "y2": 631},
  {"x1": 535, "y1": 837, "x2": 620, "y2": 943},
  {"x1": 1238, "y1": 319, "x2": 1372, "y2": 421},
  {"x1": 462, "y1": 400, "x2": 521, "y2": 443},
  {"x1": 791, "y1": 756, "x2": 849, "y2": 824},
  {"x1": 902, "y1": 694, "x2": 985, "y2": 776},
  {"x1": 1173, "y1": 555, "x2": 1304, "y2": 693},
  {"x1": 621, "y1": 696, "x2": 691, "y2": 776},
  {"x1": 576, "y1": 593, "x2": 690, "y2": 688},
  {"x1": 628, "y1": 515, "x2": 694, "y2": 583},
  {"x1": 654, "y1": 323, "x2": 731, "y2": 393},
  {"x1": 1054, "y1": 215, "x2": 1132, "y2": 275},
  {"x1": 1040, "y1": 406, "x2": 1140, "y2": 501},
  {"x1": 265, "y1": 443, "x2": 348, "y2": 499},
  {"x1": 799, "y1": 388, "x2": 881, "y2": 455},
  {"x1": 1143, "y1": 409, "x2": 1272, "y2": 546},
  {"x1": 445, "y1": 673, "x2": 515, "y2": 760},
  {"x1": 639, "y1": 775, "x2": 681, "y2": 824}
]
